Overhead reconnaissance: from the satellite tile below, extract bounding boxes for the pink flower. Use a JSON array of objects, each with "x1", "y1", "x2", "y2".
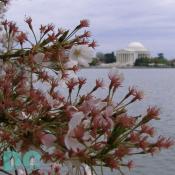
[
  {"x1": 94, "y1": 114, "x2": 113, "y2": 131},
  {"x1": 64, "y1": 134, "x2": 86, "y2": 152},
  {"x1": 130, "y1": 132, "x2": 140, "y2": 143},
  {"x1": 41, "y1": 133, "x2": 57, "y2": 147},
  {"x1": 69, "y1": 45, "x2": 94, "y2": 67},
  {"x1": 66, "y1": 78, "x2": 78, "y2": 91},
  {"x1": 1, "y1": 20, "x2": 8, "y2": 31},
  {"x1": 78, "y1": 77, "x2": 87, "y2": 86},
  {"x1": 64, "y1": 112, "x2": 92, "y2": 152},
  {"x1": 25, "y1": 17, "x2": 33, "y2": 30},
  {"x1": 117, "y1": 115, "x2": 136, "y2": 128},
  {"x1": 132, "y1": 89, "x2": 144, "y2": 101},
  {"x1": 156, "y1": 136, "x2": 174, "y2": 149},
  {"x1": 48, "y1": 33, "x2": 56, "y2": 42},
  {"x1": 108, "y1": 68, "x2": 124, "y2": 88},
  {"x1": 51, "y1": 163, "x2": 60, "y2": 173},
  {"x1": 146, "y1": 106, "x2": 160, "y2": 120},
  {"x1": 105, "y1": 158, "x2": 119, "y2": 169},
  {"x1": 8, "y1": 21, "x2": 18, "y2": 34},
  {"x1": 80, "y1": 19, "x2": 90, "y2": 28},
  {"x1": 115, "y1": 146, "x2": 130, "y2": 159},
  {"x1": 101, "y1": 106, "x2": 114, "y2": 128},
  {"x1": 64, "y1": 59, "x2": 78, "y2": 69},
  {"x1": 148, "y1": 147, "x2": 159, "y2": 156},
  {"x1": 139, "y1": 136, "x2": 149, "y2": 151},
  {"x1": 82, "y1": 31, "x2": 91, "y2": 38},
  {"x1": 16, "y1": 32, "x2": 28, "y2": 45},
  {"x1": 33, "y1": 53, "x2": 44, "y2": 65},
  {"x1": 141, "y1": 125, "x2": 155, "y2": 137},
  {"x1": 127, "y1": 160, "x2": 135, "y2": 170},
  {"x1": 45, "y1": 93, "x2": 63, "y2": 108},
  {"x1": 92, "y1": 106, "x2": 114, "y2": 133},
  {"x1": 88, "y1": 40, "x2": 98, "y2": 49},
  {"x1": 73, "y1": 124, "x2": 85, "y2": 140},
  {"x1": 64, "y1": 112, "x2": 86, "y2": 151},
  {"x1": 79, "y1": 98, "x2": 107, "y2": 115},
  {"x1": 39, "y1": 25, "x2": 47, "y2": 33},
  {"x1": 95, "y1": 78, "x2": 106, "y2": 89},
  {"x1": 103, "y1": 106, "x2": 113, "y2": 117}
]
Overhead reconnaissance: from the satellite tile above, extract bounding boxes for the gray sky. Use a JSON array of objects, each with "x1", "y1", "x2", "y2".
[{"x1": 6, "y1": 0, "x2": 175, "y2": 58}]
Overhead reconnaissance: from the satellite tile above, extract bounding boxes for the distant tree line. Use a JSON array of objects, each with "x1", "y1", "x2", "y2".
[
  {"x1": 91, "y1": 52, "x2": 175, "y2": 67},
  {"x1": 90, "y1": 52, "x2": 116, "y2": 66},
  {"x1": 96, "y1": 52, "x2": 116, "y2": 63},
  {"x1": 134, "y1": 53, "x2": 175, "y2": 67}
]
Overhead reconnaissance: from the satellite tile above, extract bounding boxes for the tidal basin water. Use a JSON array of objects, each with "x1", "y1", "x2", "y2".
[{"x1": 78, "y1": 68, "x2": 175, "y2": 175}]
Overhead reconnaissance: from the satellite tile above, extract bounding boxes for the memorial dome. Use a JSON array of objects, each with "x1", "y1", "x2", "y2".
[{"x1": 127, "y1": 42, "x2": 147, "y2": 51}]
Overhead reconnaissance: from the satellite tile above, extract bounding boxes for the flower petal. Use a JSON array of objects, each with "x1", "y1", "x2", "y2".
[
  {"x1": 33, "y1": 53, "x2": 44, "y2": 64},
  {"x1": 78, "y1": 57, "x2": 90, "y2": 67},
  {"x1": 69, "y1": 112, "x2": 85, "y2": 130},
  {"x1": 64, "y1": 133, "x2": 85, "y2": 152},
  {"x1": 41, "y1": 133, "x2": 56, "y2": 147}
]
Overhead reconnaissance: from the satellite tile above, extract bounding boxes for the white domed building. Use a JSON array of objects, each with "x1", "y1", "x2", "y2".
[{"x1": 116, "y1": 42, "x2": 150, "y2": 67}]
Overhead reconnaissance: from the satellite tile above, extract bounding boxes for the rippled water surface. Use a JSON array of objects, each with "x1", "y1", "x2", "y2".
[{"x1": 78, "y1": 68, "x2": 175, "y2": 175}]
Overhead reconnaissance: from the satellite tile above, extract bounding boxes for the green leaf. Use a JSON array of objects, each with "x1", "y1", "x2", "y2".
[{"x1": 58, "y1": 30, "x2": 69, "y2": 42}]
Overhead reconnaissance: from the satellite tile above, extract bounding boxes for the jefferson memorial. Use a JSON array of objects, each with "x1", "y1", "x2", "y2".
[{"x1": 116, "y1": 42, "x2": 150, "y2": 67}]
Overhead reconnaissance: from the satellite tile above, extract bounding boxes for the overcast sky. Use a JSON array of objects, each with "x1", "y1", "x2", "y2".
[{"x1": 5, "y1": 0, "x2": 175, "y2": 58}]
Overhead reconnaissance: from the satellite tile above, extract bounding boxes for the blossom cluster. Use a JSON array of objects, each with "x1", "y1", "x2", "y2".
[{"x1": 0, "y1": 17, "x2": 174, "y2": 175}]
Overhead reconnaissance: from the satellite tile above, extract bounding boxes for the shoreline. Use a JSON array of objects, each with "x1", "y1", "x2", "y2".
[{"x1": 84, "y1": 66, "x2": 175, "y2": 69}]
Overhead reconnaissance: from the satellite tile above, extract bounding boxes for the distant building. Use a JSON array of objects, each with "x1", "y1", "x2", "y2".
[{"x1": 116, "y1": 42, "x2": 151, "y2": 67}]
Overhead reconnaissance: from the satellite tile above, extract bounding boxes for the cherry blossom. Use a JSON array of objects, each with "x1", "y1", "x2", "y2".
[
  {"x1": 69, "y1": 45, "x2": 94, "y2": 67},
  {"x1": 33, "y1": 52, "x2": 45, "y2": 65},
  {"x1": 0, "y1": 17, "x2": 173, "y2": 175},
  {"x1": 40, "y1": 133, "x2": 57, "y2": 147},
  {"x1": 108, "y1": 67, "x2": 124, "y2": 88}
]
